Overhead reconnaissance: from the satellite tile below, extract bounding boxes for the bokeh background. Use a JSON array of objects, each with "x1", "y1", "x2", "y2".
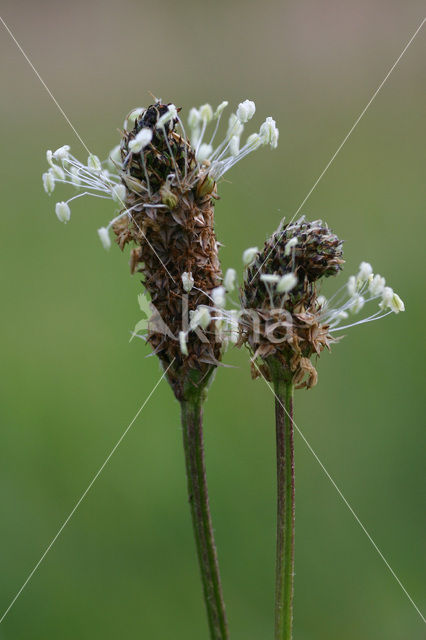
[{"x1": 0, "y1": 1, "x2": 425, "y2": 638}]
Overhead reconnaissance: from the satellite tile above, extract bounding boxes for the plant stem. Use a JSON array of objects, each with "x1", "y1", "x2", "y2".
[
  {"x1": 273, "y1": 376, "x2": 295, "y2": 640},
  {"x1": 180, "y1": 392, "x2": 229, "y2": 640}
]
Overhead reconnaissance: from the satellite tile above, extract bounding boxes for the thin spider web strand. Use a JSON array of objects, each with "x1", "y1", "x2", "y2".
[
  {"x1": 252, "y1": 358, "x2": 425, "y2": 623},
  {"x1": 249, "y1": 17, "x2": 426, "y2": 284},
  {"x1": 0, "y1": 16, "x2": 91, "y2": 156},
  {"x1": 0, "y1": 15, "x2": 176, "y2": 283},
  {"x1": 0, "y1": 360, "x2": 175, "y2": 625}
]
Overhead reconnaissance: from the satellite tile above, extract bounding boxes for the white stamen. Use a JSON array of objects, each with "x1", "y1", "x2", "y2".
[
  {"x1": 55, "y1": 201, "x2": 71, "y2": 223},
  {"x1": 196, "y1": 143, "x2": 213, "y2": 163},
  {"x1": 212, "y1": 286, "x2": 226, "y2": 307},
  {"x1": 228, "y1": 315, "x2": 241, "y2": 343},
  {"x1": 336, "y1": 311, "x2": 348, "y2": 320},
  {"x1": 228, "y1": 310, "x2": 240, "y2": 344},
  {"x1": 246, "y1": 133, "x2": 261, "y2": 150},
  {"x1": 214, "y1": 101, "x2": 228, "y2": 118},
  {"x1": 284, "y1": 237, "x2": 298, "y2": 256},
  {"x1": 260, "y1": 274, "x2": 280, "y2": 284},
  {"x1": 42, "y1": 171, "x2": 55, "y2": 194},
  {"x1": 87, "y1": 154, "x2": 102, "y2": 173},
  {"x1": 129, "y1": 128, "x2": 153, "y2": 153},
  {"x1": 188, "y1": 107, "x2": 201, "y2": 129},
  {"x1": 368, "y1": 274, "x2": 386, "y2": 296},
  {"x1": 277, "y1": 272, "x2": 298, "y2": 293},
  {"x1": 181, "y1": 272, "x2": 195, "y2": 293},
  {"x1": 51, "y1": 164, "x2": 65, "y2": 180},
  {"x1": 390, "y1": 292, "x2": 405, "y2": 313},
  {"x1": 190, "y1": 306, "x2": 211, "y2": 331},
  {"x1": 124, "y1": 108, "x2": 145, "y2": 130},
  {"x1": 380, "y1": 287, "x2": 394, "y2": 309},
  {"x1": 179, "y1": 331, "x2": 188, "y2": 355},
  {"x1": 259, "y1": 117, "x2": 279, "y2": 148},
  {"x1": 112, "y1": 184, "x2": 126, "y2": 203},
  {"x1": 97, "y1": 226, "x2": 111, "y2": 250},
  {"x1": 52, "y1": 145, "x2": 70, "y2": 161},
  {"x1": 243, "y1": 247, "x2": 259, "y2": 265},
  {"x1": 199, "y1": 104, "x2": 213, "y2": 123},
  {"x1": 236, "y1": 100, "x2": 256, "y2": 123},
  {"x1": 358, "y1": 261, "x2": 373, "y2": 282},
  {"x1": 224, "y1": 268, "x2": 237, "y2": 292},
  {"x1": 347, "y1": 275, "x2": 357, "y2": 296},
  {"x1": 157, "y1": 104, "x2": 177, "y2": 129}
]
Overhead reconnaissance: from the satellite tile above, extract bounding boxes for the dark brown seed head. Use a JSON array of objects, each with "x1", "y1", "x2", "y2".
[
  {"x1": 243, "y1": 218, "x2": 344, "y2": 309},
  {"x1": 113, "y1": 103, "x2": 222, "y2": 400}
]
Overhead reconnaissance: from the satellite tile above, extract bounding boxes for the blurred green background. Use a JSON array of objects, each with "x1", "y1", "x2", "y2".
[{"x1": 0, "y1": 1, "x2": 425, "y2": 638}]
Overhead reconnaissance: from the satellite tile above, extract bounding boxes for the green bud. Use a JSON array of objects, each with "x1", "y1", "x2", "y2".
[
  {"x1": 160, "y1": 185, "x2": 178, "y2": 210},
  {"x1": 196, "y1": 174, "x2": 215, "y2": 198}
]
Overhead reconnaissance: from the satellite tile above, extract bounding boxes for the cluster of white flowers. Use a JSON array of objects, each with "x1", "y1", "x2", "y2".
[
  {"x1": 42, "y1": 143, "x2": 169, "y2": 249},
  {"x1": 43, "y1": 146, "x2": 123, "y2": 202},
  {"x1": 242, "y1": 247, "x2": 259, "y2": 265},
  {"x1": 319, "y1": 261, "x2": 405, "y2": 332},
  {"x1": 122, "y1": 100, "x2": 278, "y2": 185},
  {"x1": 185, "y1": 99, "x2": 279, "y2": 180},
  {"x1": 260, "y1": 272, "x2": 298, "y2": 294},
  {"x1": 42, "y1": 99, "x2": 278, "y2": 251},
  {"x1": 152, "y1": 256, "x2": 406, "y2": 356},
  {"x1": 177, "y1": 268, "x2": 240, "y2": 354},
  {"x1": 242, "y1": 244, "x2": 299, "y2": 300},
  {"x1": 185, "y1": 248, "x2": 300, "y2": 354},
  {"x1": 238, "y1": 240, "x2": 405, "y2": 332},
  {"x1": 42, "y1": 144, "x2": 130, "y2": 249}
]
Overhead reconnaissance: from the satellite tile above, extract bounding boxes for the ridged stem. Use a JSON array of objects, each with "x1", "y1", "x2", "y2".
[
  {"x1": 272, "y1": 375, "x2": 295, "y2": 640},
  {"x1": 180, "y1": 392, "x2": 229, "y2": 640}
]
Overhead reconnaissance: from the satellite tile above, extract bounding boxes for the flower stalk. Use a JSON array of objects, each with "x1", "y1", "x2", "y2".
[
  {"x1": 180, "y1": 379, "x2": 229, "y2": 640},
  {"x1": 270, "y1": 361, "x2": 295, "y2": 640}
]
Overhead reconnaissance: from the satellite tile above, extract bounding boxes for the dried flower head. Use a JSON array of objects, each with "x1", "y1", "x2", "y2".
[
  {"x1": 239, "y1": 217, "x2": 404, "y2": 388},
  {"x1": 42, "y1": 98, "x2": 279, "y2": 399}
]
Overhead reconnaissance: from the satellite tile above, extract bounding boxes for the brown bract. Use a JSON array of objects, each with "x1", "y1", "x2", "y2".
[{"x1": 113, "y1": 103, "x2": 222, "y2": 400}]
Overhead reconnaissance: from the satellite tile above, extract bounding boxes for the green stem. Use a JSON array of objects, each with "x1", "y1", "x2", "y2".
[
  {"x1": 272, "y1": 376, "x2": 295, "y2": 640},
  {"x1": 180, "y1": 392, "x2": 229, "y2": 640}
]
